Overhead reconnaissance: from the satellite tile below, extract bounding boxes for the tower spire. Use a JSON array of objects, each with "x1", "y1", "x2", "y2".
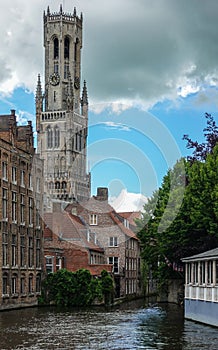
[
  {"x1": 35, "y1": 74, "x2": 43, "y2": 133},
  {"x1": 81, "y1": 80, "x2": 88, "y2": 105},
  {"x1": 81, "y1": 80, "x2": 88, "y2": 118}
]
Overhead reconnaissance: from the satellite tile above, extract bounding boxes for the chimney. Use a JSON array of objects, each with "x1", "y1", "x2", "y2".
[{"x1": 96, "y1": 187, "x2": 108, "y2": 201}]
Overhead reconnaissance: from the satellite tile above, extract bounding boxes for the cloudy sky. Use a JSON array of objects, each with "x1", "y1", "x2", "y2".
[{"x1": 0, "y1": 0, "x2": 218, "y2": 205}]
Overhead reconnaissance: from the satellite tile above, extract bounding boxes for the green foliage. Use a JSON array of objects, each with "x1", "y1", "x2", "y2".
[
  {"x1": 100, "y1": 270, "x2": 114, "y2": 305},
  {"x1": 137, "y1": 141, "x2": 218, "y2": 287},
  {"x1": 40, "y1": 268, "x2": 114, "y2": 307}
]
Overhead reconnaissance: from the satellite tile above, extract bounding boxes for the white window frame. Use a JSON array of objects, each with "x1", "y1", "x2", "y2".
[
  {"x1": 108, "y1": 256, "x2": 119, "y2": 274},
  {"x1": 2, "y1": 161, "x2": 8, "y2": 181},
  {"x1": 2, "y1": 188, "x2": 8, "y2": 220},
  {"x1": 21, "y1": 170, "x2": 25, "y2": 187},
  {"x1": 109, "y1": 237, "x2": 118, "y2": 247},
  {"x1": 12, "y1": 191, "x2": 17, "y2": 223},
  {"x1": 12, "y1": 166, "x2": 17, "y2": 184},
  {"x1": 46, "y1": 256, "x2": 54, "y2": 274},
  {"x1": 89, "y1": 214, "x2": 98, "y2": 225}
]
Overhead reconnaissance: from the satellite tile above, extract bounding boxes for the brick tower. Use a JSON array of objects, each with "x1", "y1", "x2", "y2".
[{"x1": 35, "y1": 5, "x2": 90, "y2": 210}]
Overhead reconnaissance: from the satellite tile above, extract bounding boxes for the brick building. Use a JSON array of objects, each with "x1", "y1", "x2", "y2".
[
  {"x1": 0, "y1": 110, "x2": 44, "y2": 310},
  {"x1": 66, "y1": 188, "x2": 142, "y2": 298},
  {"x1": 44, "y1": 210, "x2": 112, "y2": 276}
]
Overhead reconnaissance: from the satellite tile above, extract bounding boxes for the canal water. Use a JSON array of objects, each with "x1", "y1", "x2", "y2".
[{"x1": 0, "y1": 300, "x2": 218, "y2": 349}]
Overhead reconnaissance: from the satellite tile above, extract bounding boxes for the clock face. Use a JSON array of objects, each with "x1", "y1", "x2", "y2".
[
  {"x1": 74, "y1": 76, "x2": 80, "y2": 89},
  {"x1": 49, "y1": 73, "x2": 60, "y2": 86}
]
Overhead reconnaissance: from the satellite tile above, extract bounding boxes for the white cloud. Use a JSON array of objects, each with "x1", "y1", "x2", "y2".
[
  {"x1": 102, "y1": 121, "x2": 130, "y2": 131},
  {"x1": 0, "y1": 0, "x2": 218, "y2": 112},
  {"x1": 110, "y1": 189, "x2": 147, "y2": 212}
]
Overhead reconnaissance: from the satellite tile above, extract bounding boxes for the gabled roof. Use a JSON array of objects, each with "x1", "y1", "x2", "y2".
[
  {"x1": 182, "y1": 247, "x2": 218, "y2": 262},
  {"x1": 44, "y1": 211, "x2": 104, "y2": 252},
  {"x1": 117, "y1": 211, "x2": 141, "y2": 226},
  {"x1": 110, "y1": 212, "x2": 138, "y2": 240},
  {"x1": 70, "y1": 196, "x2": 114, "y2": 213}
]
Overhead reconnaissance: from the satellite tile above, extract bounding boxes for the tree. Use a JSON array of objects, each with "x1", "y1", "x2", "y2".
[
  {"x1": 183, "y1": 112, "x2": 218, "y2": 162},
  {"x1": 40, "y1": 268, "x2": 115, "y2": 307},
  {"x1": 137, "y1": 114, "x2": 218, "y2": 288}
]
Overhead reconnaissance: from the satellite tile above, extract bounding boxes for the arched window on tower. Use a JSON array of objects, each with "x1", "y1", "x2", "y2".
[
  {"x1": 64, "y1": 37, "x2": 70, "y2": 59},
  {"x1": 47, "y1": 126, "x2": 53, "y2": 149},
  {"x1": 74, "y1": 38, "x2": 79, "y2": 62},
  {"x1": 54, "y1": 38, "x2": 59, "y2": 59},
  {"x1": 54, "y1": 126, "x2": 60, "y2": 148}
]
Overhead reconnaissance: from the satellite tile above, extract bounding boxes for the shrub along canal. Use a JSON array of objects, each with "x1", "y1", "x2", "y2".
[{"x1": 0, "y1": 300, "x2": 218, "y2": 349}]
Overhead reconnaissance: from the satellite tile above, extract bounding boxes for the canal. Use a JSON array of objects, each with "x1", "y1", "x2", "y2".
[{"x1": 0, "y1": 301, "x2": 218, "y2": 349}]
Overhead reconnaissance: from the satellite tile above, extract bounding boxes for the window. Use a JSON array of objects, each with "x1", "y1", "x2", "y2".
[
  {"x1": 12, "y1": 192, "x2": 17, "y2": 222},
  {"x1": 216, "y1": 260, "x2": 218, "y2": 285},
  {"x1": 11, "y1": 235, "x2": 17, "y2": 267},
  {"x1": 54, "y1": 126, "x2": 60, "y2": 148},
  {"x1": 109, "y1": 237, "x2": 118, "y2": 247},
  {"x1": 2, "y1": 161, "x2": 8, "y2": 180},
  {"x1": 46, "y1": 256, "x2": 54, "y2": 273},
  {"x1": 36, "y1": 200, "x2": 40, "y2": 228},
  {"x1": 2, "y1": 188, "x2": 8, "y2": 219},
  {"x1": 28, "y1": 274, "x2": 33, "y2": 293},
  {"x1": 29, "y1": 198, "x2": 33, "y2": 226},
  {"x1": 74, "y1": 38, "x2": 79, "y2": 62},
  {"x1": 75, "y1": 131, "x2": 82, "y2": 151},
  {"x1": 109, "y1": 257, "x2": 119, "y2": 274},
  {"x1": 20, "y1": 236, "x2": 25, "y2": 267},
  {"x1": 56, "y1": 257, "x2": 62, "y2": 271},
  {"x1": 47, "y1": 127, "x2": 53, "y2": 149},
  {"x1": 64, "y1": 63, "x2": 69, "y2": 79},
  {"x1": 64, "y1": 37, "x2": 70, "y2": 59},
  {"x1": 36, "y1": 274, "x2": 41, "y2": 293},
  {"x1": 187, "y1": 263, "x2": 192, "y2": 284},
  {"x1": 124, "y1": 219, "x2": 129, "y2": 229},
  {"x1": 54, "y1": 62, "x2": 59, "y2": 74},
  {"x1": 54, "y1": 38, "x2": 59, "y2": 59},
  {"x1": 12, "y1": 167, "x2": 17, "y2": 184},
  {"x1": 20, "y1": 194, "x2": 25, "y2": 224},
  {"x1": 28, "y1": 237, "x2": 34, "y2": 267},
  {"x1": 36, "y1": 238, "x2": 41, "y2": 268},
  {"x1": 21, "y1": 170, "x2": 25, "y2": 187},
  {"x1": 29, "y1": 174, "x2": 33, "y2": 189},
  {"x1": 3, "y1": 273, "x2": 8, "y2": 294},
  {"x1": 36, "y1": 177, "x2": 41, "y2": 193},
  {"x1": 2, "y1": 232, "x2": 8, "y2": 266},
  {"x1": 193, "y1": 262, "x2": 198, "y2": 284},
  {"x1": 199, "y1": 261, "x2": 205, "y2": 285},
  {"x1": 11, "y1": 274, "x2": 17, "y2": 294},
  {"x1": 207, "y1": 261, "x2": 213, "y2": 284},
  {"x1": 20, "y1": 276, "x2": 25, "y2": 294},
  {"x1": 89, "y1": 214, "x2": 98, "y2": 225},
  {"x1": 54, "y1": 91, "x2": 56, "y2": 102}
]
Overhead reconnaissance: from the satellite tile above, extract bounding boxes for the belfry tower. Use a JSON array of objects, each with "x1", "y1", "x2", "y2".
[{"x1": 35, "y1": 5, "x2": 90, "y2": 208}]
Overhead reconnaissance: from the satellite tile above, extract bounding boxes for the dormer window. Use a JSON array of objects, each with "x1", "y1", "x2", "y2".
[{"x1": 89, "y1": 214, "x2": 98, "y2": 225}]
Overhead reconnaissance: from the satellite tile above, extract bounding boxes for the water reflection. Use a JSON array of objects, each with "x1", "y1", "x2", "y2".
[{"x1": 0, "y1": 301, "x2": 217, "y2": 349}]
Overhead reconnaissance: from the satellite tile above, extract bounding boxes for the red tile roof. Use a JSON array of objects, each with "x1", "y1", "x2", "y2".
[{"x1": 44, "y1": 211, "x2": 103, "y2": 252}]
